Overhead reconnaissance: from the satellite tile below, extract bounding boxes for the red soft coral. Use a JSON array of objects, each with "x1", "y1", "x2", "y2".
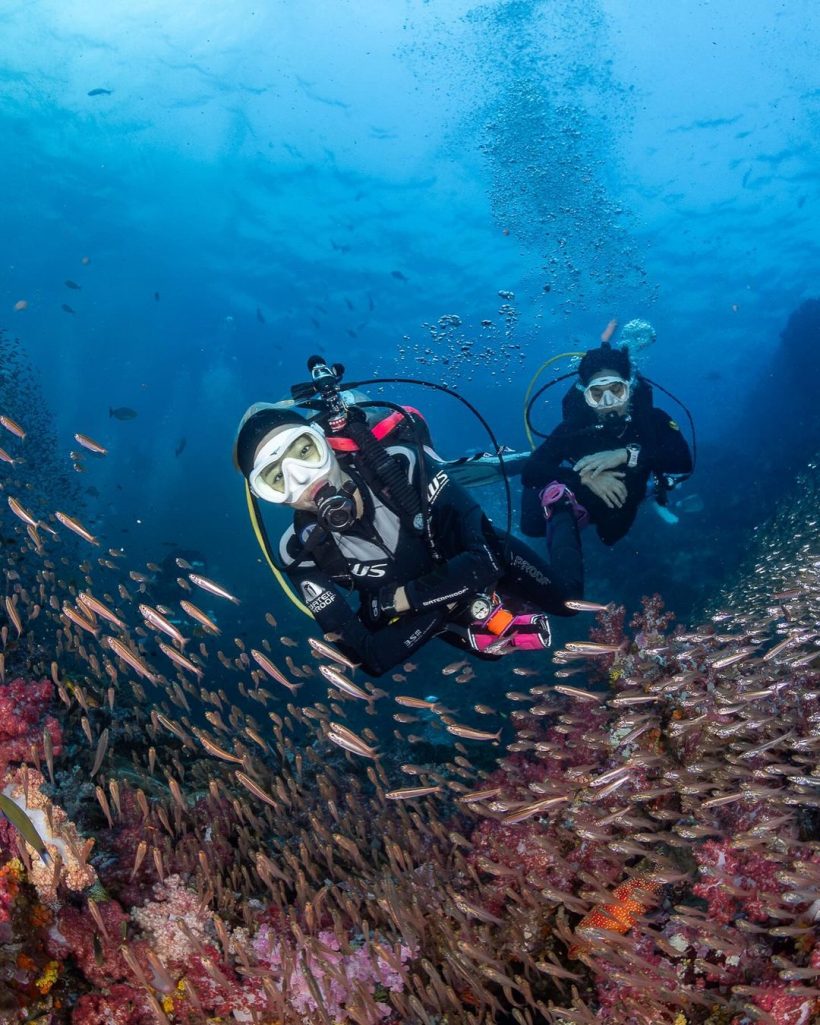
[
  {"x1": 71, "y1": 983, "x2": 154, "y2": 1025},
  {"x1": 48, "y1": 901, "x2": 133, "y2": 987},
  {"x1": 0, "y1": 676, "x2": 62, "y2": 772}
]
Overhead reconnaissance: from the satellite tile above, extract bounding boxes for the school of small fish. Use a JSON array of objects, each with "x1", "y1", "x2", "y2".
[{"x1": 0, "y1": 335, "x2": 817, "y2": 1023}]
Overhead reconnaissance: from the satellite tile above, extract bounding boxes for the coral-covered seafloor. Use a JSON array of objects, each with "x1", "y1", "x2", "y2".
[{"x1": 0, "y1": 401, "x2": 818, "y2": 1023}]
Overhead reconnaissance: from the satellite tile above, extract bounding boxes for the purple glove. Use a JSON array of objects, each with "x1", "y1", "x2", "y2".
[{"x1": 468, "y1": 612, "x2": 551, "y2": 654}]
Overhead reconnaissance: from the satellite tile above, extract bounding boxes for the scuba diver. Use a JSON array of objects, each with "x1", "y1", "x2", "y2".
[
  {"x1": 234, "y1": 358, "x2": 584, "y2": 677},
  {"x1": 521, "y1": 338, "x2": 693, "y2": 546}
]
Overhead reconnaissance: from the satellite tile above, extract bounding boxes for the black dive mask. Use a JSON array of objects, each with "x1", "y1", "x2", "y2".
[{"x1": 314, "y1": 480, "x2": 358, "y2": 532}]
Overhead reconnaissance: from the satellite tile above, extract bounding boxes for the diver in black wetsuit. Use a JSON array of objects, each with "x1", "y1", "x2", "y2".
[
  {"x1": 234, "y1": 405, "x2": 584, "y2": 677},
  {"x1": 521, "y1": 342, "x2": 693, "y2": 546}
]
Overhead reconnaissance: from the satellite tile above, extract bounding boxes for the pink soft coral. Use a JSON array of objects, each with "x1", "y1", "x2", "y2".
[
  {"x1": 71, "y1": 983, "x2": 154, "y2": 1025},
  {"x1": 252, "y1": 925, "x2": 412, "y2": 1020},
  {"x1": 0, "y1": 677, "x2": 62, "y2": 772},
  {"x1": 693, "y1": 839, "x2": 793, "y2": 925}
]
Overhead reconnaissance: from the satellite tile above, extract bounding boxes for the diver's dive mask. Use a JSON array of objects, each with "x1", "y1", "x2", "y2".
[
  {"x1": 248, "y1": 424, "x2": 332, "y2": 505},
  {"x1": 582, "y1": 375, "x2": 631, "y2": 411}
]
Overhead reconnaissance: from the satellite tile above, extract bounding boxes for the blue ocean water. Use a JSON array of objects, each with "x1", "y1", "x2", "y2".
[
  {"x1": 1, "y1": 6, "x2": 820, "y2": 1021},
  {"x1": 0, "y1": 0, "x2": 817, "y2": 641}
]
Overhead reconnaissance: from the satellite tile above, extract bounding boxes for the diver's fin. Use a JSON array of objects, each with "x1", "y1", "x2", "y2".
[
  {"x1": 653, "y1": 502, "x2": 679, "y2": 526},
  {"x1": 433, "y1": 450, "x2": 530, "y2": 488}
]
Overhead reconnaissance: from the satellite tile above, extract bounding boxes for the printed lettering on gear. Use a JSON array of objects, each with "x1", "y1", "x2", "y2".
[
  {"x1": 308, "y1": 592, "x2": 336, "y2": 613},
  {"x1": 427, "y1": 471, "x2": 449, "y2": 505},
  {"x1": 350, "y1": 561, "x2": 388, "y2": 578}
]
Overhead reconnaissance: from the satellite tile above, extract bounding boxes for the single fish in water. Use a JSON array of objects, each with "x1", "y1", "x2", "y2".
[
  {"x1": 55, "y1": 511, "x2": 99, "y2": 545},
  {"x1": 250, "y1": 648, "x2": 300, "y2": 694},
  {"x1": 0, "y1": 415, "x2": 26, "y2": 439},
  {"x1": 159, "y1": 642, "x2": 202, "y2": 678},
  {"x1": 139, "y1": 603, "x2": 188, "y2": 647},
  {"x1": 179, "y1": 600, "x2": 220, "y2": 635},
  {"x1": 87, "y1": 88, "x2": 112, "y2": 96},
  {"x1": 445, "y1": 722, "x2": 502, "y2": 743},
  {"x1": 109, "y1": 407, "x2": 138, "y2": 420},
  {"x1": 385, "y1": 786, "x2": 442, "y2": 800},
  {"x1": 8, "y1": 496, "x2": 38, "y2": 527},
  {"x1": 564, "y1": 599, "x2": 612, "y2": 613},
  {"x1": 77, "y1": 591, "x2": 124, "y2": 629},
  {"x1": 235, "y1": 772, "x2": 279, "y2": 809},
  {"x1": 307, "y1": 636, "x2": 359, "y2": 670},
  {"x1": 192, "y1": 730, "x2": 243, "y2": 764},
  {"x1": 318, "y1": 664, "x2": 373, "y2": 702},
  {"x1": 104, "y1": 636, "x2": 157, "y2": 683},
  {"x1": 189, "y1": 573, "x2": 239, "y2": 604},
  {"x1": 564, "y1": 640, "x2": 624, "y2": 656},
  {"x1": 394, "y1": 695, "x2": 442, "y2": 710},
  {"x1": 74, "y1": 432, "x2": 107, "y2": 455}
]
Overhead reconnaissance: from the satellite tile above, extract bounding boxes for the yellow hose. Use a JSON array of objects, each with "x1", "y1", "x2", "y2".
[
  {"x1": 523, "y1": 351, "x2": 585, "y2": 449},
  {"x1": 245, "y1": 481, "x2": 313, "y2": 619}
]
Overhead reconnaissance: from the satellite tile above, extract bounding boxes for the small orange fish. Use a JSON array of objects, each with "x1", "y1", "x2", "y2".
[{"x1": 569, "y1": 874, "x2": 661, "y2": 957}]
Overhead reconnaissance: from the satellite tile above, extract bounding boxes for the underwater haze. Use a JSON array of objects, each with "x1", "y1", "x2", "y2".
[
  {"x1": 1, "y1": 2, "x2": 820, "y2": 1023},
  {"x1": 2, "y1": 0, "x2": 819, "y2": 597}
]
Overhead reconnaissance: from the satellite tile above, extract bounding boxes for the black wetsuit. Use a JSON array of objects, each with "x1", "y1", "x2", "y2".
[
  {"x1": 521, "y1": 377, "x2": 693, "y2": 546},
  {"x1": 281, "y1": 444, "x2": 582, "y2": 676}
]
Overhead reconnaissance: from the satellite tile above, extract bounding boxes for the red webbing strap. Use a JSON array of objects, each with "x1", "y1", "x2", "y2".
[
  {"x1": 371, "y1": 406, "x2": 423, "y2": 441},
  {"x1": 327, "y1": 436, "x2": 359, "y2": 452},
  {"x1": 326, "y1": 406, "x2": 425, "y2": 451}
]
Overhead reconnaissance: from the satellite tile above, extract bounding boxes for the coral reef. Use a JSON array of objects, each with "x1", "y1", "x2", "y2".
[
  {"x1": 0, "y1": 677, "x2": 62, "y2": 772},
  {"x1": 2, "y1": 767, "x2": 98, "y2": 905},
  {"x1": 0, "y1": 406, "x2": 818, "y2": 1025}
]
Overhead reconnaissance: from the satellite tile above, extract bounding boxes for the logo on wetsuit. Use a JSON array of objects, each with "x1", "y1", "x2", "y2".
[
  {"x1": 427, "y1": 471, "x2": 449, "y2": 505},
  {"x1": 351, "y1": 562, "x2": 388, "y2": 579},
  {"x1": 510, "y1": 553, "x2": 551, "y2": 588},
  {"x1": 300, "y1": 580, "x2": 336, "y2": 613}
]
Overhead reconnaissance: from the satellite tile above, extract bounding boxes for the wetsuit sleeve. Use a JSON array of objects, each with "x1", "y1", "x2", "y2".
[
  {"x1": 402, "y1": 469, "x2": 503, "y2": 613},
  {"x1": 285, "y1": 562, "x2": 445, "y2": 677},
  {"x1": 639, "y1": 408, "x2": 693, "y2": 475},
  {"x1": 521, "y1": 423, "x2": 574, "y2": 489}
]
